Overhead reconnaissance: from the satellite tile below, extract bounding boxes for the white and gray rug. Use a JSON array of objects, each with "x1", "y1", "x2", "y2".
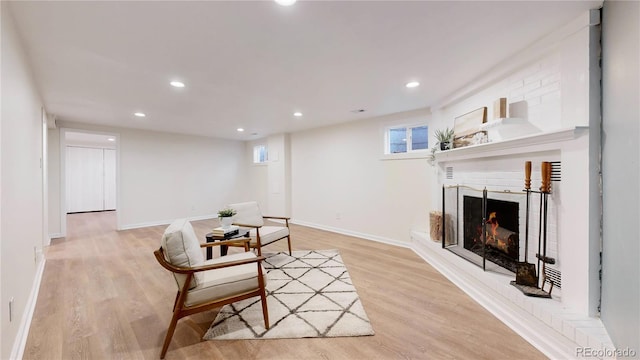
[{"x1": 203, "y1": 249, "x2": 375, "y2": 340}]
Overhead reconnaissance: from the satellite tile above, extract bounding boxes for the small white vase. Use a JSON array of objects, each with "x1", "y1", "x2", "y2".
[{"x1": 220, "y1": 216, "x2": 233, "y2": 229}]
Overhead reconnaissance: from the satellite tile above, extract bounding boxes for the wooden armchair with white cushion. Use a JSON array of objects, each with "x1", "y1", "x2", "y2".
[
  {"x1": 227, "y1": 201, "x2": 292, "y2": 256},
  {"x1": 154, "y1": 218, "x2": 269, "y2": 359}
]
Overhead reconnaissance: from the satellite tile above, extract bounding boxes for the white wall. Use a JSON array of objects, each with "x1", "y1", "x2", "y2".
[
  {"x1": 431, "y1": 10, "x2": 597, "y2": 130},
  {"x1": 49, "y1": 121, "x2": 249, "y2": 231},
  {"x1": 1, "y1": 5, "x2": 46, "y2": 358},
  {"x1": 291, "y1": 109, "x2": 432, "y2": 244},
  {"x1": 601, "y1": 0, "x2": 640, "y2": 353},
  {"x1": 430, "y1": 22, "x2": 595, "y2": 136},
  {"x1": 47, "y1": 128, "x2": 61, "y2": 237}
]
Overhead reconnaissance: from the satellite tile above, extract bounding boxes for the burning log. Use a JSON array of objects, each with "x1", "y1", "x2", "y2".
[{"x1": 485, "y1": 225, "x2": 518, "y2": 256}]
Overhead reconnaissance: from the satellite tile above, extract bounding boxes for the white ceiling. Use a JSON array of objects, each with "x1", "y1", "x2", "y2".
[{"x1": 7, "y1": 1, "x2": 600, "y2": 141}]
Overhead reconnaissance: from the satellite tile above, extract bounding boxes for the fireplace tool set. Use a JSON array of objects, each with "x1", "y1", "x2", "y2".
[{"x1": 511, "y1": 161, "x2": 557, "y2": 298}]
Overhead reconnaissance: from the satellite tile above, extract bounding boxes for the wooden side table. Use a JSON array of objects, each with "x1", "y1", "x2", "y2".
[{"x1": 205, "y1": 230, "x2": 250, "y2": 260}]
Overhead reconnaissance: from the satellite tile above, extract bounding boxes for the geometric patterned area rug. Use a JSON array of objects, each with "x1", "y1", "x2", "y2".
[{"x1": 203, "y1": 250, "x2": 375, "y2": 340}]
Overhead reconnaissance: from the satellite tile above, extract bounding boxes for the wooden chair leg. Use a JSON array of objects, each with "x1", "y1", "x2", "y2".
[
  {"x1": 257, "y1": 265, "x2": 269, "y2": 329},
  {"x1": 287, "y1": 236, "x2": 292, "y2": 256},
  {"x1": 260, "y1": 290, "x2": 270, "y2": 330},
  {"x1": 172, "y1": 291, "x2": 180, "y2": 312},
  {"x1": 160, "y1": 311, "x2": 180, "y2": 359}
]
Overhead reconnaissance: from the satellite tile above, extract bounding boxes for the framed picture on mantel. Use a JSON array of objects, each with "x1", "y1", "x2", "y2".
[{"x1": 453, "y1": 107, "x2": 487, "y2": 148}]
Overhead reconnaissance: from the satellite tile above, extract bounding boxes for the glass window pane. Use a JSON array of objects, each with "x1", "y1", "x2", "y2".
[
  {"x1": 411, "y1": 126, "x2": 428, "y2": 150},
  {"x1": 389, "y1": 127, "x2": 407, "y2": 153},
  {"x1": 253, "y1": 145, "x2": 268, "y2": 163},
  {"x1": 261, "y1": 147, "x2": 267, "y2": 162}
]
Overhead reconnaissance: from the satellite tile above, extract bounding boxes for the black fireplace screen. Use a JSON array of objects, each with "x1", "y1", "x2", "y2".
[
  {"x1": 442, "y1": 185, "x2": 522, "y2": 273},
  {"x1": 463, "y1": 196, "x2": 519, "y2": 272}
]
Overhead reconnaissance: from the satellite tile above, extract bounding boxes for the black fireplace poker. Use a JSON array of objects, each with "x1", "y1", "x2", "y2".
[
  {"x1": 482, "y1": 187, "x2": 487, "y2": 272},
  {"x1": 537, "y1": 162, "x2": 556, "y2": 295},
  {"x1": 515, "y1": 161, "x2": 537, "y2": 287}
]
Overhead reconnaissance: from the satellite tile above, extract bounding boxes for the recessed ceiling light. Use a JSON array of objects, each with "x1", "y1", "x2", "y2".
[
  {"x1": 170, "y1": 81, "x2": 185, "y2": 88},
  {"x1": 237, "y1": 128, "x2": 245, "y2": 132},
  {"x1": 293, "y1": 112, "x2": 303, "y2": 117},
  {"x1": 134, "y1": 112, "x2": 146, "y2": 117},
  {"x1": 405, "y1": 81, "x2": 420, "y2": 88},
  {"x1": 275, "y1": 0, "x2": 297, "y2": 6},
  {"x1": 107, "y1": 138, "x2": 115, "y2": 142}
]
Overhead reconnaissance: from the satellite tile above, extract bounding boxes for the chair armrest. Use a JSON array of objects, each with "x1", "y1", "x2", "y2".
[
  {"x1": 262, "y1": 216, "x2": 290, "y2": 229},
  {"x1": 200, "y1": 238, "x2": 250, "y2": 248},
  {"x1": 188, "y1": 255, "x2": 266, "y2": 273},
  {"x1": 154, "y1": 247, "x2": 266, "y2": 274},
  {"x1": 262, "y1": 216, "x2": 290, "y2": 220},
  {"x1": 232, "y1": 222, "x2": 262, "y2": 229}
]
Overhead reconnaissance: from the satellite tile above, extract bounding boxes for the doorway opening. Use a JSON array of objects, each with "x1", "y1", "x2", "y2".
[{"x1": 61, "y1": 129, "x2": 120, "y2": 235}]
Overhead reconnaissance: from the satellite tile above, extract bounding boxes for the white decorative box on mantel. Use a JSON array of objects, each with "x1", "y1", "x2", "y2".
[{"x1": 479, "y1": 117, "x2": 542, "y2": 142}]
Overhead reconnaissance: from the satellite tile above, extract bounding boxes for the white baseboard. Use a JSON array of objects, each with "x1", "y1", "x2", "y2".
[
  {"x1": 10, "y1": 258, "x2": 46, "y2": 360},
  {"x1": 290, "y1": 219, "x2": 412, "y2": 249},
  {"x1": 48, "y1": 233, "x2": 63, "y2": 239},
  {"x1": 119, "y1": 214, "x2": 217, "y2": 230}
]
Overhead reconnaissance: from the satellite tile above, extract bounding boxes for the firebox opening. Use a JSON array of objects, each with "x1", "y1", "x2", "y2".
[{"x1": 463, "y1": 196, "x2": 519, "y2": 272}]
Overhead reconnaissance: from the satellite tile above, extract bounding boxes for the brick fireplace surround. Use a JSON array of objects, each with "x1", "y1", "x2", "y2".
[{"x1": 412, "y1": 127, "x2": 615, "y2": 359}]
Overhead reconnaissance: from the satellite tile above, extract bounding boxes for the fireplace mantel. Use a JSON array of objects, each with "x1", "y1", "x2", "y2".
[{"x1": 435, "y1": 126, "x2": 589, "y2": 163}]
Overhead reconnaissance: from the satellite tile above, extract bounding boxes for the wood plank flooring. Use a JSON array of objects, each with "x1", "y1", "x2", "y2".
[{"x1": 23, "y1": 212, "x2": 546, "y2": 359}]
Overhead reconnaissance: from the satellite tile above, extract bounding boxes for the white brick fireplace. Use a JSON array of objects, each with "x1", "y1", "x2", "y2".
[
  {"x1": 412, "y1": 127, "x2": 613, "y2": 359},
  {"x1": 437, "y1": 127, "x2": 591, "y2": 305}
]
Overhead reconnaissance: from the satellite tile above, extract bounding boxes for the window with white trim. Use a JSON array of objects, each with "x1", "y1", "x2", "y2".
[
  {"x1": 385, "y1": 125, "x2": 429, "y2": 154},
  {"x1": 253, "y1": 145, "x2": 268, "y2": 163}
]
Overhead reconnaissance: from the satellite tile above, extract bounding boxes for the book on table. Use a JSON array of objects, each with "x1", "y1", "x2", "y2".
[{"x1": 212, "y1": 225, "x2": 240, "y2": 238}]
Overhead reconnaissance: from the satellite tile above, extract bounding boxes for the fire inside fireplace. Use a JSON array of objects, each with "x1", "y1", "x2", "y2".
[{"x1": 463, "y1": 196, "x2": 519, "y2": 272}]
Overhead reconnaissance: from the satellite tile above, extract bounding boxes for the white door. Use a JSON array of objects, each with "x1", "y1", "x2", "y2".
[
  {"x1": 66, "y1": 146, "x2": 105, "y2": 213},
  {"x1": 103, "y1": 149, "x2": 116, "y2": 210}
]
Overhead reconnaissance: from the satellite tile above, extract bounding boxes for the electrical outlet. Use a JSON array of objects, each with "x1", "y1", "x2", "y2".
[
  {"x1": 335, "y1": 212, "x2": 341, "y2": 220},
  {"x1": 9, "y1": 298, "x2": 14, "y2": 322}
]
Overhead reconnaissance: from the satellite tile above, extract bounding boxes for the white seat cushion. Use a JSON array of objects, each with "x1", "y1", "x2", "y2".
[
  {"x1": 250, "y1": 226, "x2": 289, "y2": 246},
  {"x1": 184, "y1": 252, "x2": 268, "y2": 307},
  {"x1": 161, "y1": 219, "x2": 205, "y2": 290},
  {"x1": 228, "y1": 201, "x2": 264, "y2": 227}
]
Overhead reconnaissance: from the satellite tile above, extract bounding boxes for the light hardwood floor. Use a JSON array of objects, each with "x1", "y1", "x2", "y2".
[{"x1": 23, "y1": 212, "x2": 546, "y2": 359}]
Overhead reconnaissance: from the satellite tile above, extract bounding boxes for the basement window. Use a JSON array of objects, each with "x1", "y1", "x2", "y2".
[
  {"x1": 253, "y1": 145, "x2": 268, "y2": 164},
  {"x1": 385, "y1": 125, "x2": 429, "y2": 154}
]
